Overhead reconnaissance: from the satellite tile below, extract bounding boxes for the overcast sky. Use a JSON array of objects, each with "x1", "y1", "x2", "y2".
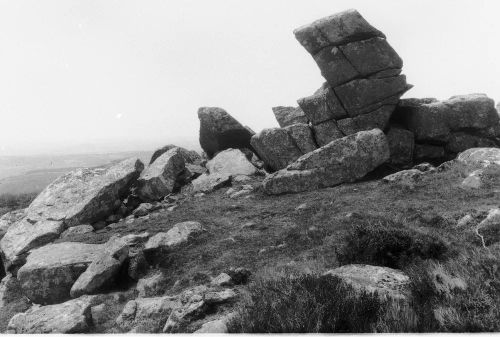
[{"x1": 0, "y1": 0, "x2": 499, "y2": 156}]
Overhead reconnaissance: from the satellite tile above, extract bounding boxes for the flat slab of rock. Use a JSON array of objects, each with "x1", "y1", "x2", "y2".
[
  {"x1": 337, "y1": 105, "x2": 393, "y2": 135},
  {"x1": 272, "y1": 106, "x2": 308, "y2": 127},
  {"x1": 26, "y1": 158, "x2": 144, "y2": 226},
  {"x1": 17, "y1": 242, "x2": 104, "y2": 304},
  {"x1": 263, "y1": 129, "x2": 389, "y2": 194},
  {"x1": 116, "y1": 296, "x2": 179, "y2": 332},
  {"x1": 198, "y1": 107, "x2": 254, "y2": 158},
  {"x1": 298, "y1": 85, "x2": 346, "y2": 124},
  {"x1": 250, "y1": 128, "x2": 304, "y2": 171},
  {"x1": 137, "y1": 148, "x2": 186, "y2": 201},
  {"x1": 60, "y1": 224, "x2": 94, "y2": 238},
  {"x1": 7, "y1": 297, "x2": 93, "y2": 333},
  {"x1": 324, "y1": 264, "x2": 410, "y2": 300},
  {"x1": 70, "y1": 236, "x2": 129, "y2": 298},
  {"x1": 145, "y1": 221, "x2": 203, "y2": 253},
  {"x1": 206, "y1": 149, "x2": 256, "y2": 176}
]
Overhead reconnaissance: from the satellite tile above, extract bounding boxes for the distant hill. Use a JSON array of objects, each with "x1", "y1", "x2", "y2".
[{"x1": 0, "y1": 151, "x2": 152, "y2": 195}]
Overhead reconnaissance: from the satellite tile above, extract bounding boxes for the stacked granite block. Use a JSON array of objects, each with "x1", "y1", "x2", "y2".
[{"x1": 294, "y1": 9, "x2": 411, "y2": 147}]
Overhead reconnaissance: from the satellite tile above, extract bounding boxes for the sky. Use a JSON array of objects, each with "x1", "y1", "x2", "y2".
[{"x1": 0, "y1": 0, "x2": 499, "y2": 156}]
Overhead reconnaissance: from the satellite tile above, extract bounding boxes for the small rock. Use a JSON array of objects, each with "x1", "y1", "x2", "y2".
[
  {"x1": 211, "y1": 273, "x2": 232, "y2": 287},
  {"x1": 456, "y1": 214, "x2": 474, "y2": 228},
  {"x1": 383, "y1": 169, "x2": 423, "y2": 188},
  {"x1": 144, "y1": 221, "x2": 203, "y2": 253},
  {"x1": 204, "y1": 289, "x2": 237, "y2": 304},
  {"x1": 230, "y1": 189, "x2": 252, "y2": 198},
  {"x1": 233, "y1": 175, "x2": 251, "y2": 182},
  {"x1": 194, "y1": 318, "x2": 229, "y2": 333},
  {"x1": 413, "y1": 162, "x2": 436, "y2": 173},
  {"x1": 133, "y1": 203, "x2": 158, "y2": 217},
  {"x1": 461, "y1": 169, "x2": 485, "y2": 189},
  {"x1": 295, "y1": 203, "x2": 308, "y2": 211},
  {"x1": 91, "y1": 303, "x2": 107, "y2": 325}
]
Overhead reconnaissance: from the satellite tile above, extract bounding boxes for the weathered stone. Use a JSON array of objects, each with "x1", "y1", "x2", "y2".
[
  {"x1": 461, "y1": 169, "x2": 485, "y2": 189},
  {"x1": 446, "y1": 132, "x2": 498, "y2": 154},
  {"x1": 312, "y1": 119, "x2": 344, "y2": 146},
  {"x1": 272, "y1": 106, "x2": 308, "y2": 127},
  {"x1": 457, "y1": 147, "x2": 500, "y2": 169},
  {"x1": 137, "y1": 272, "x2": 167, "y2": 297},
  {"x1": 60, "y1": 224, "x2": 94, "y2": 238},
  {"x1": 386, "y1": 126, "x2": 414, "y2": 166},
  {"x1": 144, "y1": 221, "x2": 203, "y2": 253},
  {"x1": 150, "y1": 145, "x2": 201, "y2": 165},
  {"x1": 298, "y1": 85, "x2": 346, "y2": 124},
  {"x1": 211, "y1": 273, "x2": 232, "y2": 287},
  {"x1": 194, "y1": 318, "x2": 229, "y2": 333},
  {"x1": 284, "y1": 123, "x2": 318, "y2": 154},
  {"x1": 7, "y1": 297, "x2": 93, "y2": 333},
  {"x1": 206, "y1": 149, "x2": 257, "y2": 176},
  {"x1": 413, "y1": 162, "x2": 436, "y2": 173},
  {"x1": 198, "y1": 107, "x2": 254, "y2": 158},
  {"x1": 395, "y1": 94, "x2": 499, "y2": 142},
  {"x1": 127, "y1": 249, "x2": 149, "y2": 281},
  {"x1": 250, "y1": 128, "x2": 303, "y2": 171},
  {"x1": 0, "y1": 219, "x2": 65, "y2": 268},
  {"x1": 313, "y1": 46, "x2": 359, "y2": 88},
  {"x1": 0, "y1": 209, "x2": 24, "y2": 241},
  {"x1": 337, "y1": 105, "x2": 394, "y2": 135},
  {"x1": 27, "y1": 158, "x2": 144, "y2": 226},
  {"x1": 163, "y1": 299, "x2": 207, "y2": 333},
  {"x1": 204, "y1": 289, "x2": 237, "y2": 304},
  {"x1": 414, "y1": 144, "x2": 445, "y2": 161},
  {"x1": 340, "y1": 37, "x2": 403, "y2": 77},
  {"x1": 293, "y1": 9, "x2": 385, "y2": 55},
  {"x1": 334, "y1": 75, "x2": 410, "y2": 117},
  {"x1": 191, "y1": 173, "x2": 232, "y2": 193},
  {"x1": 116, "y1": 296, "x2": 179, "y2": 333},
  {"x1": 383, "y1": 169, "x2": 423, "y2": 188},
  {"x1": 324, "y1": 264, "x2": 410, "y2": 300},
  {"x1": 17, "y1": 242, "x2": 104, "y2": 304},
  {"x1": 70, "y1": 236, "x2": 129, "y2": 298},
  {"x1": 137, "y1": 148, "x2": 186, "y2": 201},
  {"x1": 263, "y1": 129, "x2": 390, "y2": 194},
  {"x1": 0, "y1": 273, "x2": 28, "y2": 309}
]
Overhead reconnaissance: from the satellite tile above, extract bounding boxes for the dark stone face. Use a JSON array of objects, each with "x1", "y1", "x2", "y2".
[
  {"x1": 200, "y1": 129, "x2": 254, "y2": 159},
  {"x1": 0, "y1": 255, "x2": 5, "y2": 279}
]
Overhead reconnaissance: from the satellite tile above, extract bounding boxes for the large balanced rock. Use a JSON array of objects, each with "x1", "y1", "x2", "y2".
[
  {"x1": 198, "y1": 107, "x2": 254, "y2": 158},
  {"x1": 272, "y1": 106, "x2": 308, "y2": 127},
  {"x1": 262, "y1": 129, "x2": 389, "y2": 194},
  {"x1": 17, "y1": 242, "x2": 104, "y2": 304},
  {"x1": 324, "y1": 264, "x2": 410, "y2": 300},
  {"x1": 294, "y1": 9, "x2": 410, "y2": 145},
  {"x1": 250, "y1": 128, "x2": 304, "y2": 171},
  {"x1": 7, "y1": 297, "x2": 93, "y2": 333},
  {"x1": 206, "y1": 149, "x2": 257, "y2": 176},
  {"x1": 137, "y1": 148, "x2": 186, "y2": 201},
  {"x1": 0, "y1": 158, "x2": 144, "y2": 268}
]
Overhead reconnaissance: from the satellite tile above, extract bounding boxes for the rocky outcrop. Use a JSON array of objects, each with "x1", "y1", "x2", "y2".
[
  {"x1": 293, "y1": 9, "x2": 411, "y2": 148},
  {"x1": 0, "y1": 273, "x2": 29, "y2": 309},
  {"x1": 272, "y1": 106, "x2": 308, "y2": 127},
  {"x1": 137, "y1": 148, "x2": 186, "y2": 201},
  {"x1": 263, "y1": 129, "x2": 389, "y2": 194},
  {"x1": 17, "y1": 242, "x2": 104, "y2": 304},
  {"x1": 0, "y1": 158, "x2": 144, "y2": 268},
  {"x1": 206, "y1": 149, "x2": 257, "y2": 176},
  {"x1": 198, "y1": 107, "x2": 254, "y2": 158},
  {"x1": 7, "y1": 297, "x2": 93, "y2": 333},
  {"x1": 456, "y1": 147, "x2": 500, "y2": 168},
  {"x1": 0, "y1": 209, "x2": 24, "y2": 241},
  {"x1": 324, "y1": 264, "x2": 410, "y2": 300}
]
